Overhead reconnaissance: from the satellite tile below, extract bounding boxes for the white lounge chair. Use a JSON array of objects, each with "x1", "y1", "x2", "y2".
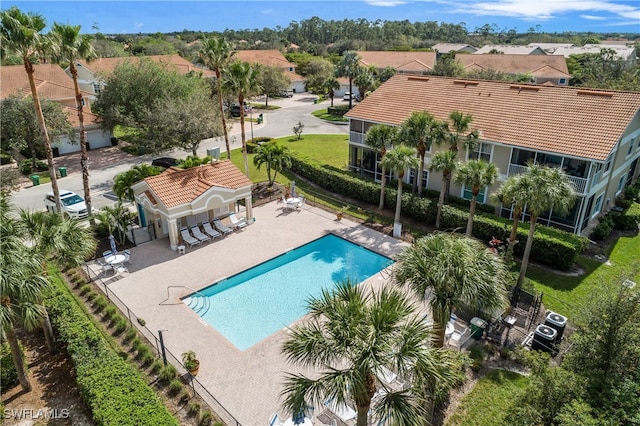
[
  {"x1": 324, "y1": 397, "x2": 356, "y2": 422},
  {"x1": 229, "y1": 213, "x2": 247, "y2": 229},
  {"x1": 268, "y1": 412, "x2": 283, "y2": 426},
  {"x1": 202, "y1": 221, "x2": 222, "y2": 239},
  {"x1": 115, "y1": 264, "x2": 129, "y2": 274},
  {"x1": 180, "y1": 227, "x2": 201, "y2": 247},
  {"x1": 213, "y1": 219, "x2": 233, "y2": 235},
  {"x1": 190, "y1": 225, "x2": 211, "y2": 242},
  {"x1": 123, "y1": 249, "x2": 132, "y2": 265}
]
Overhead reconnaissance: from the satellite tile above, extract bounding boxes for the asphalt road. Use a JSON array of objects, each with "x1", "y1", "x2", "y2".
[{"x1": 9, "y1": 93, "x2": 349, "y2": 213}]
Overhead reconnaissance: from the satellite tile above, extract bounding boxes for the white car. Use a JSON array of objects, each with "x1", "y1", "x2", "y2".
[
  {"x1": 44, "y1": 190, "x2": 88, "y2": 219},
  {"x1": 343, "y1": 92, "x2": 355, "y2": 101}
]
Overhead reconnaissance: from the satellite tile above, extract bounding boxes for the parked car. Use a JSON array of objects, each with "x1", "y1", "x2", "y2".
[
  {"x1": 343, "y1": 92, "x2": 356, "y2": 101},
  {"x1": 152, "y1": 157, "x2": 179, "y2": 169},
  {"x1": 281, "y1": 90, "x2": 294, "y2": 98},
  {"x1": 230, "y1": 103, "x2": 252, "y2": 117},
  {"x1": 44, "y1": 190, "x2": 88, "y2": 219}
]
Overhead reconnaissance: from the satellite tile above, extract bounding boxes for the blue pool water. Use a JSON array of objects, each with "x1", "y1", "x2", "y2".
[{"x1": 183, "y1": 234, "x2": 393, "y2": 351}]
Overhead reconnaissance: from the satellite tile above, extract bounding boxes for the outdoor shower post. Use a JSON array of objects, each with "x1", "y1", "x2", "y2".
[{"x1": 158, "y1": 329, "x2": 168, "y2": 366}]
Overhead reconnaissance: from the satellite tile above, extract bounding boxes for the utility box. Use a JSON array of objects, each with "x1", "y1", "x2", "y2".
[
  {"x1": 470, "y1": 317, "x2": 488, "y2": 340},
  {"x1": 544, "y1": 311, "x2": 567, "y2": 343},
  {"x1": 207, "y1": 147, "x2": 220, "y2": 161}
]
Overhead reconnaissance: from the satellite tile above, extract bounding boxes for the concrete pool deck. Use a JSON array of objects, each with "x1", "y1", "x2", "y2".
[{"x1": 103, "y1": 200, "x2": 410, "y2": 425}]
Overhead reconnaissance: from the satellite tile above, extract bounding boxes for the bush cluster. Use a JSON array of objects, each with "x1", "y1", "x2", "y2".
[
  {"x1": 20, "y1": 159, "x2": 48, "y2": 175},
  {"x1": 0, "y1": 153, "x2": 13, "y2": 165},
  {"x1": 289, "y1": 154, "x2": 586, "y2": 270},
  {"x1": 1, "y1": 342, "x2": 24, "y2": 392},
  {"x1": 246, "y1": 136, "x2": 274, "y2": 154},
  {"x1": 44, "y1": 274, "x2": 179, "y2": 426}
]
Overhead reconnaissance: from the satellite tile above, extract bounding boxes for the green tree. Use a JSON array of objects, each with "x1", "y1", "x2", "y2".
[
  {"x1": 253, "y1": 142, "x2": 292, "y2": 188},
  {"x1": 430, "y1": 52, "x2": 464, "y2": 77},
  {"x1": 429, "y1": 150, "x2": 458, "y2": 229},
  {"x1": 454, "y1": 159, "x2": 499, "y2": 236},
  {"x1": 113, "y1": 164, "x2": 161, "y2": 202},
  {"x1": 97, "y1": 201, "x2": 134, "y2": 245},
  {"x1": 50, "y1": 22, "x2": 98, "y2": 224},
  {"x1": 398, "y1": 111, "x2": 444, "y2": 197},
  {"x1": 0, "y1": 194, "x2": 48, "y2": 391},
  {"x1": 336, "y1": 50, "x2": 361, "y2": 109},
  {"x1": 490, "y1": 173, "x2": 529, "y2": 263},
  {"x1": 281, "y1": 280, "x2": 457, "y2": 426},
  {"x1": 304, "y1": 57, "x2": 335, "y2": 93},
  {"x1": 380, "y1": 145, "x2": 419, "y2": 237},
  {"x1": 196, "y1": 36, "x2": 236, "y2": 159},
  {"x1": 445, "y1": 111, "x2": 478, "y2": 200},
  {"x1": 1, "y1": 7, "x2": 62, "y2": 213},
  {"x1": 353, "y1": 65, "x2": 377, "y2": 100},
  {"x1": 393, "y1": 233, "x2": 509, "y2": 348},
  {"x1": 321, "y1": 77, "x2": 340, "y2": 107},
  {"x1": 514, "y1": 163, "x2": 576, "y2": 294},
  {"x1": 364, "y1": 124, "x2": 397, "y2": 209},
  {"x1": 222, "y1": 60, "x2": 261, "y2": 177},
  {"x1": 257, "y1": 65, "x2": 291, "y2": 107}
]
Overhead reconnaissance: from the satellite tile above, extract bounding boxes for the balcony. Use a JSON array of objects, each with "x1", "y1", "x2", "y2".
[{"x1": 507, "y1": 163, "x2": 588, "y2": 194}]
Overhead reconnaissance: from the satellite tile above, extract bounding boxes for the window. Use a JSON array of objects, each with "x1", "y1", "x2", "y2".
[
  {"x1": 93, "y1": 83, "x2": 101, "y2": 95},
  {"x1": 604, "y1": 154, "x2": 613, "y2": 173},
  {"x1": 462, "y1": 185, "x2": 487, "y2": 204},
  {"x1": 592, "y1": 193, "x2": 604, "y2": 217},
  {"x1": 559, "y1": 78, "x2": 566, "y2": 84},
  {"x1": 468, "y1": 142, "x2": 492, "y2": 162},
  {"x1": 627, "y1": 140, "x2": 634, "y2": 156},
  {"x1": 616, "y1": 175, "x2": 625, "y2": 195},
  {"x1": 511, "y1": 148, "x2": 535, "y2": 166},
  {"x1": 408, "y1": 169, "x2": 428, "y2": 190}
]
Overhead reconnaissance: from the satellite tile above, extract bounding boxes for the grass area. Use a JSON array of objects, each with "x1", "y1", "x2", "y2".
[
  {"x1": 445, "y1": 369, "x2": 529, "y2": 426},
  {"x1": 526, "y1": 233, "x2": 640, "y2": 318},
  {"x1": 312, "y1": 108, "x2": 349, "y2": 123},
  {"x1": 250, "y1": 102, "x2": 280, "y2": 110}
]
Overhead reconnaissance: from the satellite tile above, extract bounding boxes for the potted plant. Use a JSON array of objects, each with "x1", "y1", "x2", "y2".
[
  {"x1": 182, "y1": 350, "x2": 200, "y2": 376},
  {"x1": 336, "y1": 206, "x2": 348, "y2": 221}
]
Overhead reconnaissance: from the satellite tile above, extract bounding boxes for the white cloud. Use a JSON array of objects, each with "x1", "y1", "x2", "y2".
[
  {"x1": 261, "y1": 9, "x2": 273, "y2": 15},
  {"x1": 134, "y1": 22, "x2": 143, "y2": 30},
  {"x1": 580, "y1": 14, "x2": 607, "y2": 20},
  {"x1": 365, "y1": 0, "x2": 408, "y2": 6}
]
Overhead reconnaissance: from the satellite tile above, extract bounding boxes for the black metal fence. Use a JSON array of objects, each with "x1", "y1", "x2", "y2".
[{"x1": 84, "y1": 264, "x2": 242, "y2": 426}]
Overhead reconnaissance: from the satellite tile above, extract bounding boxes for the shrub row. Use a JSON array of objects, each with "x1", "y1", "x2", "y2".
[
  {"x1": 44, "y1": 274, "x2": 178, "y2": 426},
  {"x1": 289, "y1": 154, "x2": 586, "y2": 270}
]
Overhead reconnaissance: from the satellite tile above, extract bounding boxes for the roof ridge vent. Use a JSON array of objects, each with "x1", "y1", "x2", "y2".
[
  {"x1": 407, "y1": 76, "x2": 429, "y2": 82},
  {"x1": 453, "y1": 80, "x2": 479, "y2": 86},
  {"x1": 510, "y1": 84, "x2": 540, "y2": 92},
  {"x1": 576, "y1": 90, "x2": 614, "y2": 97}
]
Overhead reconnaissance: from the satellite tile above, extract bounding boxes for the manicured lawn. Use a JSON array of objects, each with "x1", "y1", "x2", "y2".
[
  {"x1": 445, "y1": 369, "x2": 529, "y2": 426},
  {"x1": 526, "y1": 233, "x2": 640, "y2": 319},
  {"x1": 311, "y1": 108, "x2": 349, "y2": 123}
]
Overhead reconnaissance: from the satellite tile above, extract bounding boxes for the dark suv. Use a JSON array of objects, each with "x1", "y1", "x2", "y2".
[
  {"x1": 230, "y1": 103, "x2": 251, "y2": 117},
  {"x1": 152, "y1": 157, "x2": 179, "y2": 169}
]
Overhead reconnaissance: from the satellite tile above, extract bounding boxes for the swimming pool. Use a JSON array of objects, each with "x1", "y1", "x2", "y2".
[{"x1": 183, "y1": 234, "x2": 393, "y2": 350}]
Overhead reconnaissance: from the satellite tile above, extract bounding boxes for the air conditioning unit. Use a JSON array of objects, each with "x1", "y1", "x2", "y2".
[
  {"x1": 531, "y1": 324, "x2": 557, "y2": 354},
  {"x1": 544, "y1": 311, "x2": 567, "y2": 343},
  {"x1": 207, "y1": 147, "x2": 221, "y2": 161}
]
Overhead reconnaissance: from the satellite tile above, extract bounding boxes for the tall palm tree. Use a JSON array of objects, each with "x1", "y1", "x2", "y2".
[
  {"x1": 19, "y1": 209, "x2": 96, "y2": 353},
  {"x1": 394, "y1": 233, "x2": 509, "y2": 348},
  {"x1": 336, "y1": 51, "x2": 360, "y2": 109},
  {"x1": 253, "y1": 142, "x2": 292, "y2": 188},
  {"x1": 455, "y1": 159, "x2": 499, "y2": 236},
  {"x1": 514, "y1": 163, "x2": 576, "y2": 296},
  {"x1": 429, "y1": 150, "x2": 458, "y2": 229},
  {"x1": 50, "y1": 23, "x2": 97, "y2": 224},
  {"x1": 196, "y1": 36, "x2": 235, "y2": 159},
  {"x1": 281, "y1": 280, "x2": 457, "y2": 426},
  {"x1": 398, "y1": 112, "x2": 445, "y2": 197},
  {"x1": 322, "y1": 76, "x2": 340, "y2": 107},
  {"x1": 0, "y1": 195, "x2": 48, "y2": 391},
  {"x1": 380, "y1": 145, "x2": 419, "y2": 238},
  {"x1": 490, "y1": 173, "x2": 529, "y2": 264},
  {"x1": 364, "y1": 124, "x2": 397, "y2": 209},
  {"x1": 222, "y1": 60, "x2": 261, "y2": 176},
  {"x1": 445, "y1": 111, "x2": 478, "y2": 200},
  {"x1": 1, "y1": 7, "x2": 62, "y2": 213}
]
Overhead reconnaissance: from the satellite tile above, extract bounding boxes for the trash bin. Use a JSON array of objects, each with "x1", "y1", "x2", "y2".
[
  {"x1": 257, "y1": 113, "x2": 263, "y2": 124},
  {"x1": 30, "y1": 174, "x2": 40, "y2": 186},
  {"x1": 58, "y1": 167, "x2": 67, "y2": 177},
  {"x1": 470, "y1": 317, "x2": 488, "y2": 340}
]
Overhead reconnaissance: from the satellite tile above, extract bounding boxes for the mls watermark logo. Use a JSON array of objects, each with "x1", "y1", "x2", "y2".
[{"x1": 4, "y1": 408, "x2": 70, "y2": 420}]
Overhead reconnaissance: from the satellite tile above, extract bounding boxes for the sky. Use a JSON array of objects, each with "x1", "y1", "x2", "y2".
[{"x1": 5, "y1": 0, "x2": 640, "y2": 35}]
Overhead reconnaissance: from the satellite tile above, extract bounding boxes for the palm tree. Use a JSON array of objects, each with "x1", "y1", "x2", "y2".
[
  {"x1": 380, "y1": 145, "x2": 419, "y2": 238},
  {"x1": 222, "y1": 61, "x2": 261, "y2": 176},
  {"x1": 455, "y1": 159, "x2": 499, "y2": 236},
  {"x1": 19, "y1": 209, "x2": 96, "y2": 353},
  {"x1": 253, "y1": 142, "x2": 292, "y2": 188},
  {"x1": 281, "y1": 280, "x2": 457, "y2": 426},
  {"x1": 336, "y1": 51, "x2": 360, "y2": 109},
  {"x1": 196, "y1": 36, "x2": 235, "y2": 159},
  {"x1": 394, "y1": 233, "x2": 509, "y2": 348},
  {"x1": 445, "y1": 111, "x2": 478, "y2": 200},
  {"x1": 364, "y1": 124, "x2": 397, "y2": 209},
  {"x1": 398, "y1": 112, "x2": 444, "y2": 197},
  {"x1": 429, "y1": 150, "x2": 458, "y2": 229},
  {"x1": 50, "y1": 23, "x2": 97, "y2": 224},
  {"x1": 514, "y1": 163, "x2": 576, "y2": 297},
  {"x1": 113, "y1": 164, "x2": 161, "y2": 202},
  {"x1": 322, "y1": 77, "x2": 340, "y2": 107},
  {"x1": 1, "y1": 7, "x2": 62, "y2": 213},
  {"x1": 490, "y1": 173, "x2": 529, "y2": 264},
  {"x1": 0, "y1": 195, "x2": 48, "y2": 391}
]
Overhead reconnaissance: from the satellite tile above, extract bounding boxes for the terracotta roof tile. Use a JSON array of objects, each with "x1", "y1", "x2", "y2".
[
  {"x1": 455, "y1": 54, "x2": 570, "y2": 76},
  {"x1": 234, "y1": 50, "x2": 295, "y2": 68},
  {"x1": 76, "y1": 55, "x2": 215, "y2": 77},
  {"x1": 143, "y1": 161, "x2": 252, "y2": 208},
  {"x1": 0, "y1": 63, "x2": 88, "y2": 100},
  {"x1": 475, "y1": 45, "x2": 546, "y2": 55},
  {"x1": 357, "y1": 51, "x2": 436, "y2": 72},
  {"x1": 345, "y1": 75, "x2": 640, "y2": 161}
]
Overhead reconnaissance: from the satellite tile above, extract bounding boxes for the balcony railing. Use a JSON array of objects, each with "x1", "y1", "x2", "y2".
[
  {"x1": 507, "y1": 163, "x2": 587, "y2": 194},
  {"x1": 349, "y1": 131, "x2": 364, "y2": 145}
]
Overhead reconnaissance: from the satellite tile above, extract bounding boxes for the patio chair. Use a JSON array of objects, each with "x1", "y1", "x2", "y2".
[
  {"x1": 190, "y1": 225, "x2": 211, "y2": 242},
  {"x1": 98, "y1": 260, "x2": 113, "y2": 277},
  {"x1": 213, "y1": 219, "x2": 233, "y2": 235},
  {"x1": 115, "y1": 264, "x2": 129, "y2": 274},
  {"x1": 180, "y1": 227, "x2": 201, "y2": 247},
  {"x1": 268, "y1": 412, "x2": 283, "y2": 426},
  {"x1": 229, "y1": 213, "x2": 247, "y2": 229},
  {"x1": 324, "y1": 397, "x2": 356, "y2": 422},
  {"x1": 102, "y1": 250, "x2": 112, "y2": 258},
  {"x1": 123, "y1": 249, "x2": 132, "y2": 265},
  {"x1": 202, "y1": 221, "x2": 222, "y2": 239}
]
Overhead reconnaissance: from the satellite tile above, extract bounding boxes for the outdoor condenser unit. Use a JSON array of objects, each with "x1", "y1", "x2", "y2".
[
  {"x1": 531, "y1": 324, "x2": 557, "y2": 354},
  {"x1": 544, "y1": 311, "x2": 567, "y2": 343},
  {"x1": 207, "y1": 147, "x2": 221, "y2": 161}
]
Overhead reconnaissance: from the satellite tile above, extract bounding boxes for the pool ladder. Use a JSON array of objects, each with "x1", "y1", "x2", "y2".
[{"x1": 168, "y1": 286, "x2": 211, "y2": 316}]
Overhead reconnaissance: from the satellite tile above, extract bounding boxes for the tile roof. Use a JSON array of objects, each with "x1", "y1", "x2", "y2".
[
  {"x1": 142, "y1": 161, "x2": 252, "y2": 208},
  {"x1": 431, "y1": 43, "x2": 477, "y2": 53},
  {"x1": 76, "y1": 55, "x2": 215, "y2": 77},
  {"x1": 550, "y1": 45, "x2": 636, "y2": 60},
  {"x1": 0, "y1": 63, "x2": 89, "y2": 100},
  {"x1": 356, "y1": 51, "x2": 436, "y2": 72},
  {"x1": 62, "y1": 105, "x2": 100, "y2": 127},
  {"x1": 345, "y1": 75, "x2": 640, "y2": 161},
  {"x1": 455, "y1": 54, "x2": 570, "y2": 77},
  {"x1": 474, "y1": 45, "x2": 547, "y2": 55},
  {"x1": 234, "y1": 50, "x2": 295, "y2": 68}
]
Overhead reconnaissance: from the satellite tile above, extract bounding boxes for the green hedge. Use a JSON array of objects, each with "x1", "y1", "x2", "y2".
[
  {"x1": 1, "y1": 342, "x2": 24, "y2": 392},
  {"x1": 289, "y1": 154, "x2": 586, "y2": 270},
  {"x1": 613, "y1": 202, "x2": 640, "y2": 231},
  {"x1": 44, "y1": 272, "x2": 178, "y2": 426}
]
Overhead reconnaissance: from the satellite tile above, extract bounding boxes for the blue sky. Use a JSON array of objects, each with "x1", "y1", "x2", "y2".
[{"x1": 6, "y1": 1, "x2": 640, "y2": 35}]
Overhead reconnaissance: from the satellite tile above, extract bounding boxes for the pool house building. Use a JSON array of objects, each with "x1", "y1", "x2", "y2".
[{"x1": 345, "y1": 75, "x2": 640, "y2": 234}]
